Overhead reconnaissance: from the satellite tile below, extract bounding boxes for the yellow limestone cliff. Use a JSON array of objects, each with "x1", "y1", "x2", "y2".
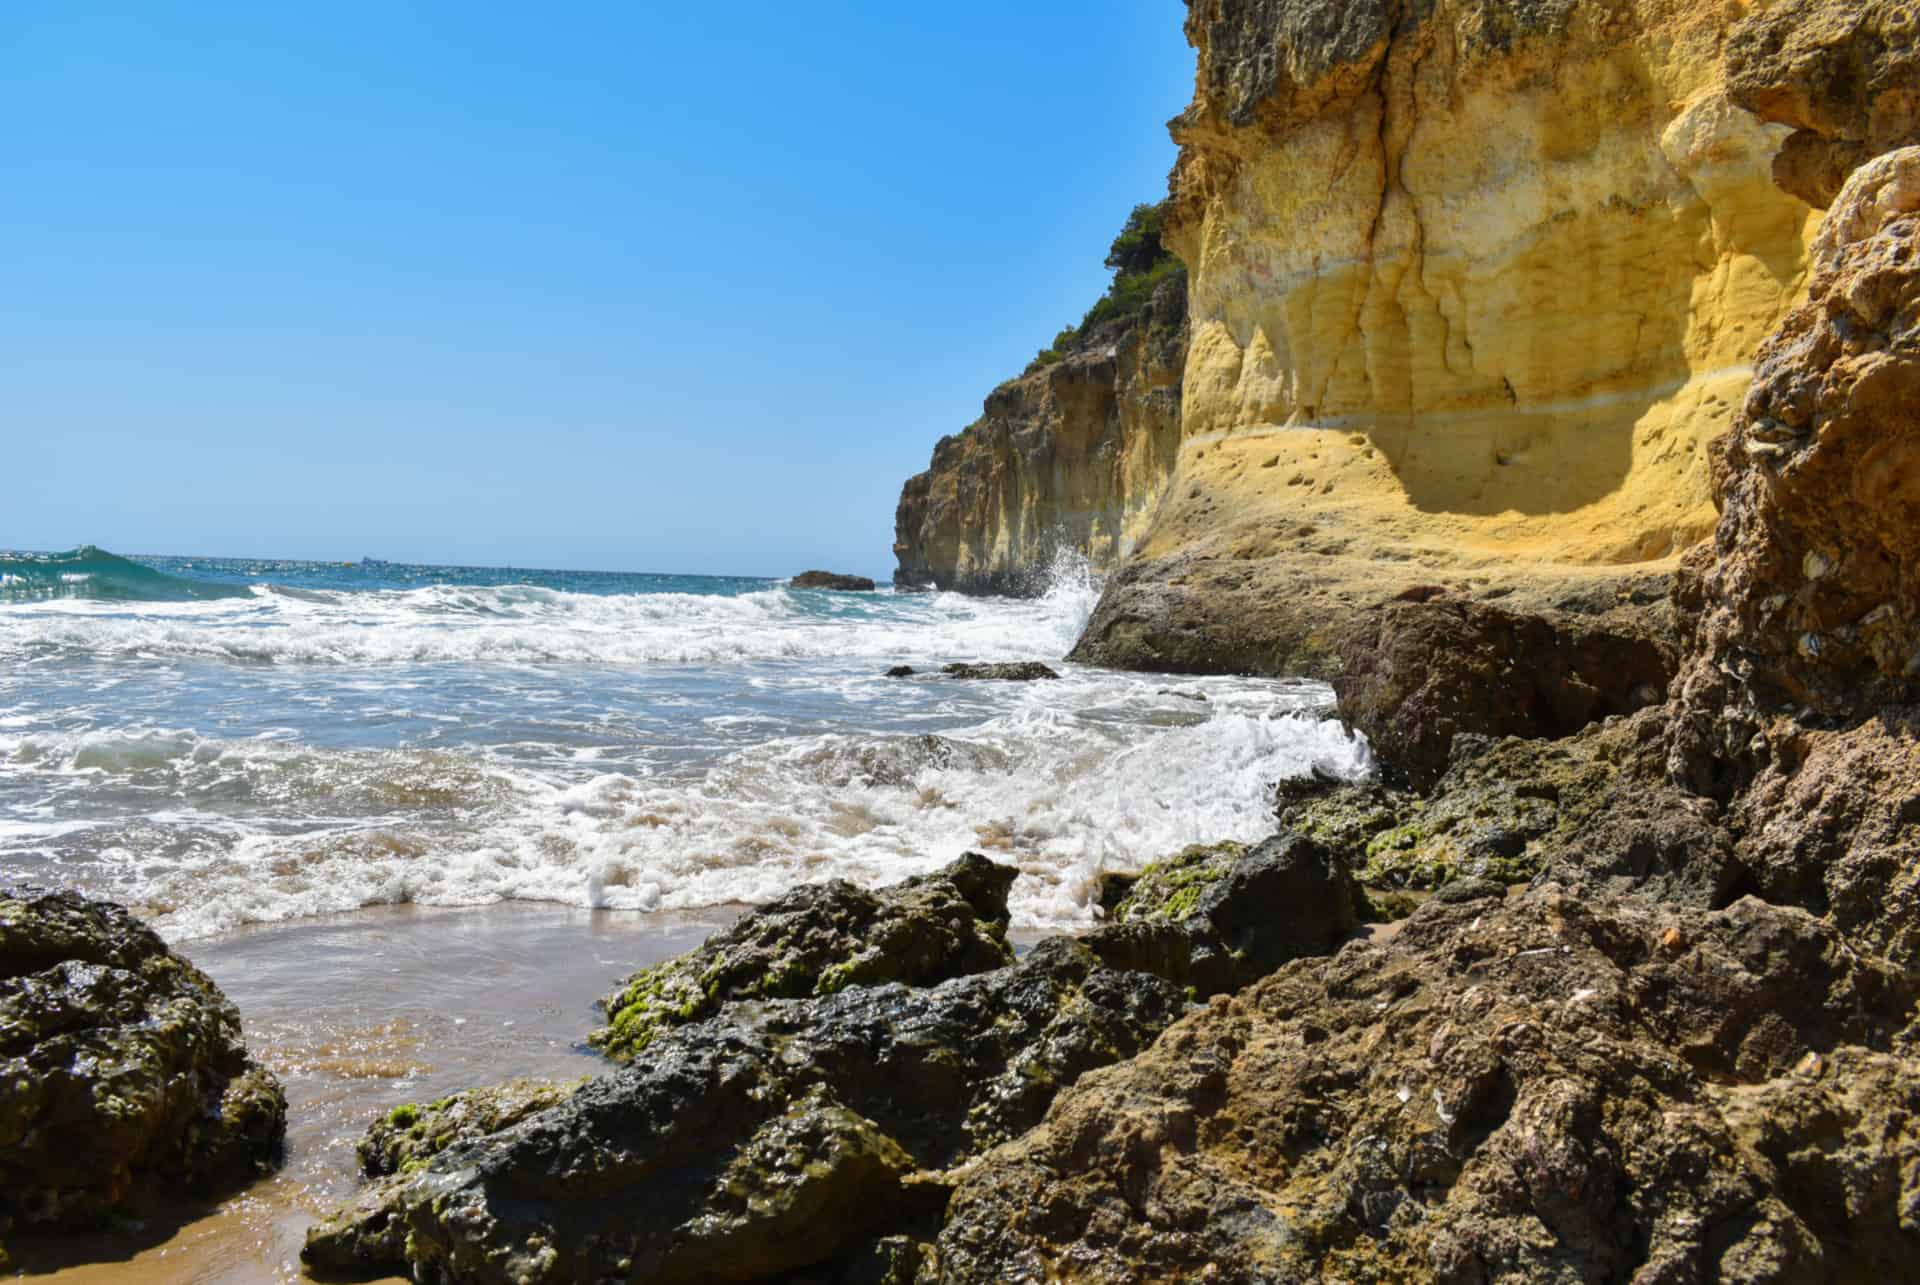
[{"x1": 1067, "y1": 0, "x2": 1827, "y2": 673}]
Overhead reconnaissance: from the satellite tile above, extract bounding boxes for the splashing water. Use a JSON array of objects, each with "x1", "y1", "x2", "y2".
[{"x1": 0, "y1": 548, "x2": 1369, "y2": 938}]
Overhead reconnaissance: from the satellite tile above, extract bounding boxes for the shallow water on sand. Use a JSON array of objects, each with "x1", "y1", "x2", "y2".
[{"x1": 17, "y1": 904, "x2": 738, "y2": 1283}]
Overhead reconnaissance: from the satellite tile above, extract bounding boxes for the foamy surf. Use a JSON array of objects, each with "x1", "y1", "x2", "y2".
[{"x1": 0, "y1": 547, "x2": 1369, "y2": 938}]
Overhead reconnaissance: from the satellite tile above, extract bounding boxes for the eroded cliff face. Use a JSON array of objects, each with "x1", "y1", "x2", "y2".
[
  {"x1": 1072, "y1": 0, "x2": 1823, "y2": 674},
  {"x1": 892, "y1": 282, "x2": 1186, "y2": 595}
]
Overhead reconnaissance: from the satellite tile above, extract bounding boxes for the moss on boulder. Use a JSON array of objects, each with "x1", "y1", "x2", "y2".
[{"x1": 590, "y1": 852, "x2": 1017, "y2": 1061}]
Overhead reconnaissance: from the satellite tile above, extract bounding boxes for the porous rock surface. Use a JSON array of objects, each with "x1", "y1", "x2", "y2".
[
  {"x1": 937, "y1": 889, "x2": 1920, "y2": 1283},
  {"x1": 1085, "y1": 835, "x2": 1361, "y2": 998},
  {"x1": 0, "y1": 887, "x2": 285, "y2": 1259},
  {"x1": 304, "y1": 935, "x2": 1187, "y2": 1284},
  {"x1": 591, "y1": 852, "x2": 1015, "y2": 1060}
]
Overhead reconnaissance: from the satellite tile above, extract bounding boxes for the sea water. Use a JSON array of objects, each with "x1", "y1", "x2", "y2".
[{"x1": 0, "y1": 545, "x2": 1371, "y2": 940}]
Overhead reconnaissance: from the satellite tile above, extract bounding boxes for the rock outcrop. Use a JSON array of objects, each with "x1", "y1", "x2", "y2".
[
  {"x1": 893, "y1": 279, "x2": 1187, "y2": 594},
  {"x1": 1085, "y1": 835, "x2": 1362, "y2": 997},
  {"x1": 0, "y1": 888, "x2": 285, "y2": 1265},
  {"x1": 590, "y1": 853, "x2": 1015, "y2": 1060},
  {"x1": 306, "y1": 935, "x2": 1187, "y2": 1284},
  {"x1": 1060, "y1": 0, "x2": 1818, "y2": 676},
  {"x1": 790, "y1": 570, "x2": 877, "y2": 591},
  {"x1": 938, "y1": 888, "x2": 1920, "y2": 1282}
]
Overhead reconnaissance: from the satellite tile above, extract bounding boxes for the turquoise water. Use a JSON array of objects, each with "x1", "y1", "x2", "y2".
[{"x1": 0, "y1": 547, "x2": 1366, "y2": 939}]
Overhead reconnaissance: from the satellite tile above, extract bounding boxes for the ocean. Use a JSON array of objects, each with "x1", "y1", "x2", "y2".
[{"x1": 0, "y1": 545, "x2": 1370, "y2": 940}]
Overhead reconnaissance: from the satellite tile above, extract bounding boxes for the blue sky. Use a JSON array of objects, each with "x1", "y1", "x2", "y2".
[{"x1": 4, "y1": 2, "x2": 1193, "y2": 577}]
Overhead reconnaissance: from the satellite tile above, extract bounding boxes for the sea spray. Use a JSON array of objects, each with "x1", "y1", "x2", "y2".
[{"x1": 0, "y1": 549, "x2": 1371, "y2": 939}]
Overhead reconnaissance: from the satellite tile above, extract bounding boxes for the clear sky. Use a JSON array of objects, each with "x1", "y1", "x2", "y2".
[{"x1": 5, "y1": 2, "x2": 1194, "y2": 578}]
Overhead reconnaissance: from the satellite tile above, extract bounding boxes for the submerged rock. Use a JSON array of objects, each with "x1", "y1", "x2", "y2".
[
  {"x1": 939, "y1": 889, "x2": 1920, "y2": 1282},
  {"x1": 590, "y1": 852, "x2": 1016, "y2": 1061},
  {"x1": 305, "y1": 938, "x2": 1186, "y2": 1283},
  {"x1": 0, "y1": 888, "x2": 285, "y2": 1261},
  {"x1": 791, "y1": 571, "x2": 877, "y2": 591},
  {"x1": 941, "y1": 661, "x2": 1060, "y2": 680},
  {"x1": 1086, "y1": 834, "x2": 1361, "y2": 997}
]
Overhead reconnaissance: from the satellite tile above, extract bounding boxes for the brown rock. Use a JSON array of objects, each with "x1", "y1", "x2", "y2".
[
  {"x1": 1726, "y1": 0, "x2": 1920, "y2": 207},
  {"x1": 1333, "y1": 598, "x2": 1672, "y2": 788},
  {"x1": 936, "y1": 890, "x2": 1920, "y2": 1282},
  {"x1": 791, "y1": 571, "x2": 877, "y2": 592}
]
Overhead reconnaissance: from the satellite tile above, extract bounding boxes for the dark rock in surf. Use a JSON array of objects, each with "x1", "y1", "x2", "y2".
[
  {"x1": 589, "y1": 852, "x2": 1016, "y2": 1062},
  {"x1": 0, "y1": 888, "x2": 285, "y2": 1265},
  {"x1": 941, "y1": 662, "x2": 1060, "y2": 681},
  {"x1": 792, "y1": 570, "x2": 878, "y2": 591}
]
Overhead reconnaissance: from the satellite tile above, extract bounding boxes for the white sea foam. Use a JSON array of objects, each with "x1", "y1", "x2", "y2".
[{"x1": 1, "y1": 552, "x2": 1375, "y2": 939}]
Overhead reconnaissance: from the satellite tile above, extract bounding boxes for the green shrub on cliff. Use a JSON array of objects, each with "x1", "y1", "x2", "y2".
[{"x1": 1023, "y1": 200, "x2": 1186, "y2": 375}]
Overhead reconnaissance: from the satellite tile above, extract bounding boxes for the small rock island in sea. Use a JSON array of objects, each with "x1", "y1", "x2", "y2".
[
  {"x1": 790, "y1": 570, "x2": 876, "y2": 591},
  {"x1": 10, "y1": 0, "x2": 1920, "y2": 1280}
]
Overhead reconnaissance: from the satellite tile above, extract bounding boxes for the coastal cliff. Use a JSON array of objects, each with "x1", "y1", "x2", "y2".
[
  {"x1": 1072, "y1": 0, "x2": 1823, "y2": 673},
  {"x1": 893, "y1": 225, "x2": 1188, "y2": 595}
]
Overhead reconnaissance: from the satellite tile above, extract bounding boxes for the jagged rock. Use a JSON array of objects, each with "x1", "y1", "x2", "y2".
[
  {"x1": 1673, "y1": 149, "x2": 1920, "y2": 781},
  {"x1": 358, "y1": 1078, "x2": 581, "y2": 1178},
  {"x1": 1726, "y1": 0, "x2": 1920, "y2": 207},
  {"x1": 1085, "y1": 835, "x2": 1361, "y2": 997},
  {"x1": 305, "y1": 938, "x2": 1187, "y2": 1284},
  {"x1": 791, "y1": 571, "x2": 877, "y2": 591},
  {"x1": 939, "y1": 662, "x2": 1060, "y2": 681},
  {"x1": 0, "y1": 888, "x2": 285, "y2": 1261},
  {"x1": 937, "y1": 889, "x2": 1920, "y2": 1282},
  {"x1": 1332, "y1": 597, "x2": 1672, "y2": 789},
  {"x1": 590, "y1": 853, "x2": 1016, "y2": 1061},
  {"x1": 1282, "y1": 710, "x2": 1739, "y2": 908}
]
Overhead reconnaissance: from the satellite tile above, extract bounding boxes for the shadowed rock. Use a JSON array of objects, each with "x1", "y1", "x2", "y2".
[
  {"x1": 0, "y1": 888, "x2": 285, "y2": 1267},
  {"x1": 791, "y1": 571, "x2": 877, "y2": 591}
]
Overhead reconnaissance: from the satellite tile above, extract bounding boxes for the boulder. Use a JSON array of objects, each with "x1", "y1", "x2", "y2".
[
  {"x1": 791, "y1": 571, "x2": 877, "y2": 591},
  {"x1": 938, "y1": 889, "x2": 1920, "y2": 1282},
  {"x1": 1085, "y1": 835, "x2": 1361, "y2": 997},
  {"x1": 305, "y1": 938, "x2": 1186, "y2": 1284},
  {"x1": 1333, "y1": 597, "x2": 1673, "y2": 789},
  {"x1": 357, "y1": 1078, "x2": 582, "y2": 1178},
  {"x1": 590, "y1": 852, "x2": 1016, "y2": 1061},
  {"x1": 0, "y1": 888, "x2": 285, "y2": 1263}
]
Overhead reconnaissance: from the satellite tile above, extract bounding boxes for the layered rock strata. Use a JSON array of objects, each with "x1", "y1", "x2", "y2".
[
  {"x1": 893, "y1": 281, "x2": 1187, "y2": 594},
  {"x1": 1064, "y1": 0, "x2": 1818, "y2": 675}
]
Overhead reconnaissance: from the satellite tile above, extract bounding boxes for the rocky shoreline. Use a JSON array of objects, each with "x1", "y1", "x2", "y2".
[{"x1": 9, "y1": 0, "x2": 1920, "y2": 1281}]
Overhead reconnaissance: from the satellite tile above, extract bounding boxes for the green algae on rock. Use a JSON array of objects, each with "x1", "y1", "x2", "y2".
[
  {"x1": 1086, "y1": 833, "x2": 1361, "y2": 998},
  {"x1": 0, "y1": 887, "x2": 285, "y2": 1265},
  {"x1": 305, "y1": 937, "x2": 1186, "y2": 1283},
  {"x1": 358, "y1": 1078, "x2": 585, "y2": 1178},
  {"x1": 590, "y1": 853, "x2": 1016, "y2": 1061}
]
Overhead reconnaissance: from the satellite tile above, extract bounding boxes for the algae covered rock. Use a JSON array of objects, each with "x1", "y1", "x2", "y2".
[
  {"x1": 306, "y1": 938, "x2": 1186, "y2": 1284},
  {"x1": 590, "y1": 852, "x2": 1015, "y2": 1060},
  {"x1": 1086, "y1": 833, "x2": 1360, "y2": 997},
  {"x1": 358, "y1": 1077, "x2": 582, "y2": 1177},
  {"x1": 938, "y1": 889, "x2": 1920, "y2": 1282},
  {"x1": 0, "y1": 887, "x2": 285, "y2": 1255},
  {"x1": 939, "y1": 662, "x2": 1059, "y2": 681}
]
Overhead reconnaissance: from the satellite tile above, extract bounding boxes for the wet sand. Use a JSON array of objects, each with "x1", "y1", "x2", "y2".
[{"x1": 15, "y1": 901, "x2": 742, "y2": 1283}]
